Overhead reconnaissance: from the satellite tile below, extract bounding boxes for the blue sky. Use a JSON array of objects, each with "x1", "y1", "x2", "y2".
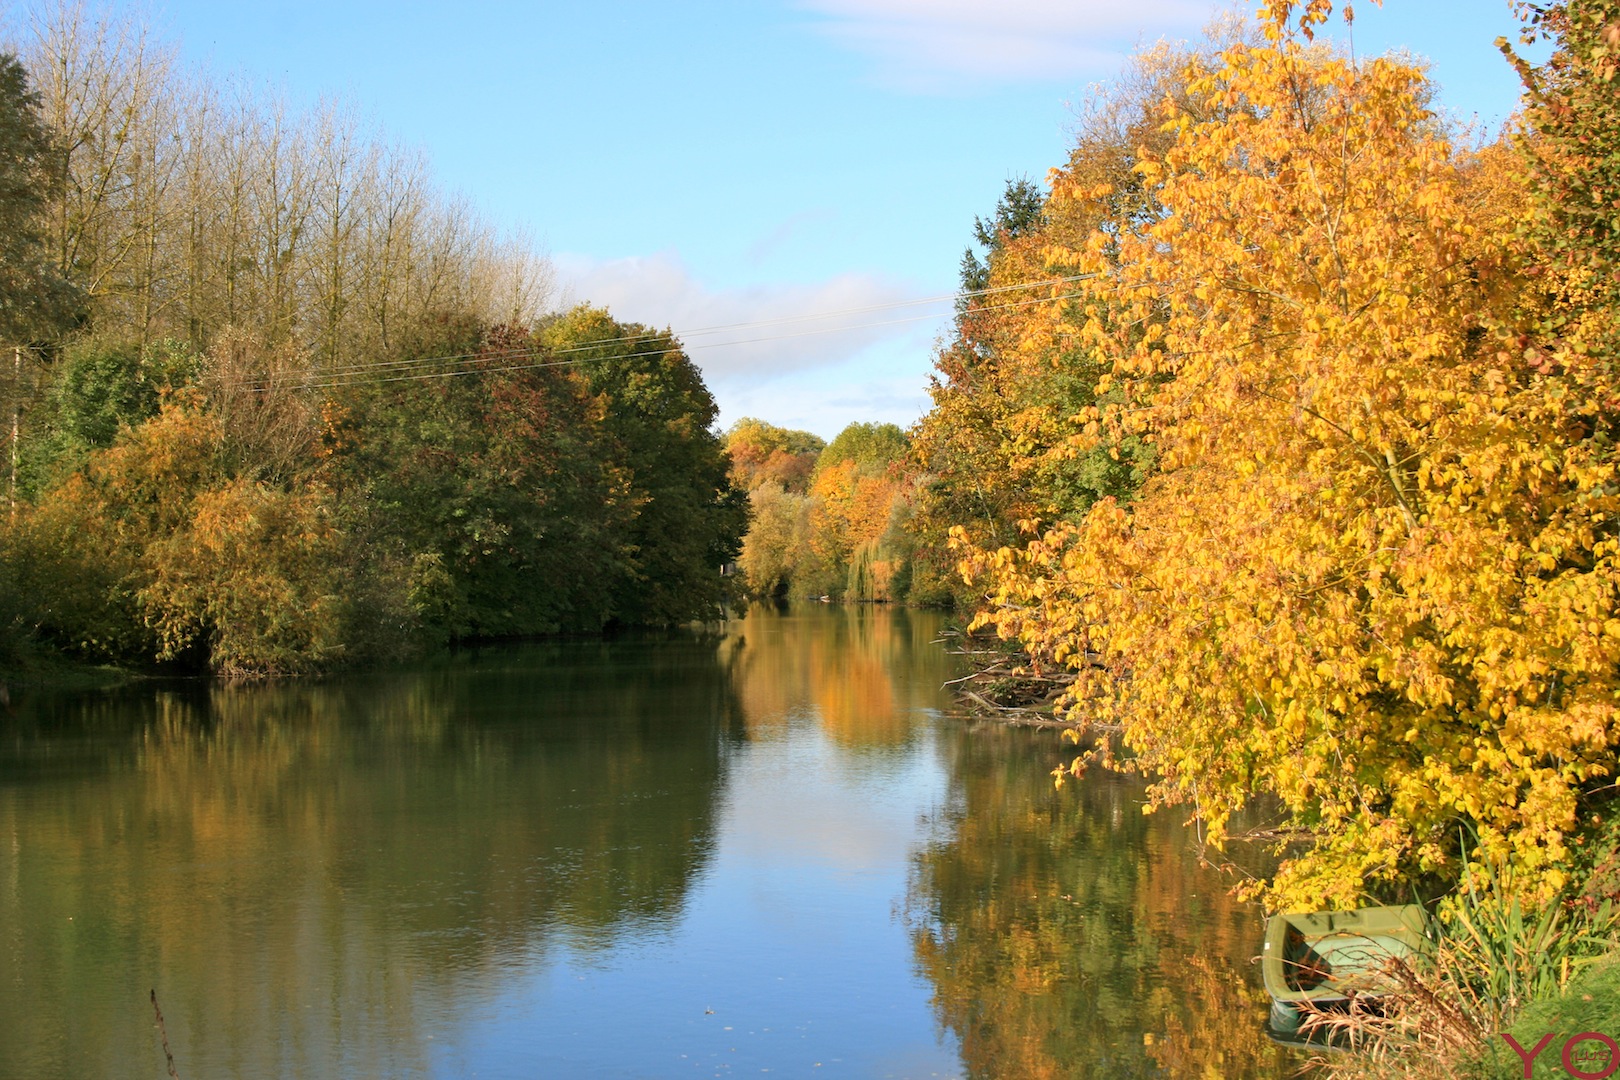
[{"x1": 140, "y1": 0, "x2": 1534, "y2": 439}]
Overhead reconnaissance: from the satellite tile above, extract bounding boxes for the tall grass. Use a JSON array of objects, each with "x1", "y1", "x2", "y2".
[
  {"x1": 1301, "y1": 861, "x2": 1617, "y2": 1079},
  {"x1": 1487, "y1": 954, "x2": 1620, "y2": 1078}
]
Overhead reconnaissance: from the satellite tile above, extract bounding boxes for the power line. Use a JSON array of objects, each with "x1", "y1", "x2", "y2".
[
  {"x1": 301, "y1": 272, "x2": 1099, "y2": 382},
  {"x1": 227, "y1": 275, "x2": 1103, "y2": 393},
  {"x1": 242, "y1": 285, "x2": 1098, "y2": 393}
]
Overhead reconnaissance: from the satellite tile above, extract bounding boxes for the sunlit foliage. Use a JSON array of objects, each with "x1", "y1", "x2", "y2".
[
  {"x1": 6, "y1": 308, "x2": 744, "y2": 673},
  {"x1": 908, "y1": 38, "x2": 1231, "y2": 606},
  {"x1": 935, "y1": 5, "x2": 1620, "y2": 907},
  {"x1": 539, "y1": 306, "x2": 746, "y2": 627},
  {"x1": 725, "y1": 418, "x2": 824, "y2": 495},
  {"x1": 728, "y1": 419, "x2": 919, "y2": 603}
]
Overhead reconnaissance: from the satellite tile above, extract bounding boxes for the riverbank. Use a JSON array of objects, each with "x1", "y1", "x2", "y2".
[
  {"x1": 0, "y1": 653, "x2": 135, "y2": 694},
  {"x1": 943, "y1": 634, "x2": 1620, "y2": 1079}
]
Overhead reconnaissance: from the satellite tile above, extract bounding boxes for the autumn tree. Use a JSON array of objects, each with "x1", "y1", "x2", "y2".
[
  {"x1": 807, "y1": 422, "x2": 914, "y2": 601},
  {"x1": 1504, "y1": 0, "x2": 1620, "y2": 368},
  {"x1": 0, "y1": 48, "x2": 81, "y2": 662},
  {"x1": 728, "y1": 418, "x2": 921, "y2": 603},
  {"x1": 724, "y1": 419, "x2": 825, "y2": 600},
  {"x1": 15, "y1": 393, "x2": 392, "y2": 674},
  {"x1": 724, "y1": 417, "x2": 824, "y2": 494},
  {"x1": 908, "y1": 35, "x2": 1244, "y2": 605},
  {"x1": 0, "y1": 5, "x2": 750, "y2": 671},
  {"x1": 13, "y1": 334, "x2": 197, "y2": 494},
  {"x1": 951, "y1": 9, "x2": 1620, "y2": 907},
  {"x1": 816, "y1": 421, "x2": 907, "y2": 475}
]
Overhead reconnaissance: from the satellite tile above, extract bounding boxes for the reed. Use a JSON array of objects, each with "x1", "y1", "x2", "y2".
[
  {"x1": 150, "y1": 989, "x2": 182, "y2": 1080},
  {"x1": 1298, "y1": 861, "x2": 1617, "y2": 1079}
]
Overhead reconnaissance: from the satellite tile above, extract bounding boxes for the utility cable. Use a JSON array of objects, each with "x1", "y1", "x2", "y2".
[
  {"x1": 251, "y1": 286, "x2": 1097, "y2": 393},
  {"x1": 224, "y1": 273, "x2": 1102, "y2": 390}
]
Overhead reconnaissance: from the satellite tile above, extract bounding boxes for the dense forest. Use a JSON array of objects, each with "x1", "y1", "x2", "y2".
[
  {"x1": 0, "y1": 6, "x2": 744, "y2": 676},
  {"x1": 904, "y1": 0, "x2": 1620, "y2": 1064}
]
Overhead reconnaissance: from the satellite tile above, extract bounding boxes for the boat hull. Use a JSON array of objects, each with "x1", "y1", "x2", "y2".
[{"x1": 1261, "y1": 905, "x2": 1432, "y2": 1010}]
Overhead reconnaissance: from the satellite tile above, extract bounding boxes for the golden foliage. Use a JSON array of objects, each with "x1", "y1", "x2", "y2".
[
  {"x1": 808, "y1": 459, "x2": 901, "y2": 562},
  {"x1": 953, "y1": 25, "x2": 1619, "y2": 908},
  {"x1": 737, "y1": 481, "x2": 811, "y2": 599},
  {"x1": 26, "y1": 398, "x2": 357, "y2": 674},
  {"x1": 140, "y1": 477, "x2": 349, "y2": 676}
]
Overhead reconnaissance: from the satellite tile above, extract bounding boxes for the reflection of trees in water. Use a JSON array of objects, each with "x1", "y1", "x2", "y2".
[
  {"x1": 908, "y1": 724, "x2": 1288, "y2": 1080},
  {"x1": 722, "y1": 604, "x2": 959, "y2": 748},
  {"x1": 0, "y1": 638, "x2": 740, "y2": 1078}
]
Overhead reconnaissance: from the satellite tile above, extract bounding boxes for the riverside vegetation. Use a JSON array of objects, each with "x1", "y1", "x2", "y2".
[
  {"x1": 0, "y1": 5, "x2": 745, "y2": 677},
  {"x1": 4, "y1": 0, "x2": 1620, "y2": 1074},
  {"x1": 902, "y1": 0, "x2": 1620, "y2": 1074}
]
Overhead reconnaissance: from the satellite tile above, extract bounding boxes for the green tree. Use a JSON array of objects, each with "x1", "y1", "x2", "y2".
[
  {"x1": 816, "y1": 421, "x2": 907, "y2": 473},
  {"x1": 957, "y1": 176, "x2": 1046, "y2": 300},
  {"x1": 326, "y1": 317, "x2": 622, "y2": 641},
  {"x1": 0, "y1": 50, "x2": 81, "y2": 518},
  {"x1": 737, "y1": 481, "x2": 810, "y2": 600},
  {"x1": 0, "y1": 52, "x2": 78, "y2": 344},
  {"x1": 14, "y1": 336, "x2": 199, "y2": 494},
  {"x1": 539, "y1": 306, "x2": 746, "y2": 626}
]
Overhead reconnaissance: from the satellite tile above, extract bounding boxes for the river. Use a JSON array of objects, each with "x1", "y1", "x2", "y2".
[{"x1": 0, "y1": 605, "x2": 1292, "y2": 1078}]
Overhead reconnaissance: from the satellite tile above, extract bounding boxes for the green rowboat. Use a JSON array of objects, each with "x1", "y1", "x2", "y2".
[{"x1": 1261, "y1": 905, "x2": 1433, "y2": 1035}]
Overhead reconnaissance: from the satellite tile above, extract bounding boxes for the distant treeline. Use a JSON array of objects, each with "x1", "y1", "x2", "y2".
[
  {"x1": 0, "y1": 6, "x2": 744, "y2": 676},
  {"x1": 723, "y1": 418, "x2": 959, "y2": 606}
]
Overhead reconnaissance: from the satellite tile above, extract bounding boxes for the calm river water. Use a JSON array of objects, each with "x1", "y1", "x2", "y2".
[{"x1": 1, "y1": 605, "x2": 1293, "y2": 1078}]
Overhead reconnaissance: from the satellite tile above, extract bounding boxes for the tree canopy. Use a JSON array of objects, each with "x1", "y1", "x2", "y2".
[
  {"x1": 0, "y1": 52, "x2": 78, "y2": 344},
  {"x1": 0, "y1": 5, "x2": 748, "y2": 673},
  {"x1": 921, "y1": 0, "x2": 1620, "y2": 908}
]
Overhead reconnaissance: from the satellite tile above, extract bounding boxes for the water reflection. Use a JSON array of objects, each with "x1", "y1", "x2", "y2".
[
  {"x1": 725, "y1": 604, "x2": 954, "y2": 750},
  {"x1": 908, "y1": 723, "x2": 1290, "y2": 1079},
  {"x1": 2, "y1": 609, "x2": 1293, "y2": 1079},
  {"x1": 0, "y1": 639, "x2": 739, "y2": 1079}
]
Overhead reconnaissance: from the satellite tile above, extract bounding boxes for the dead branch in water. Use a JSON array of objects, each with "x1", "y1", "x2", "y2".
[
  {"x1": 957, "y1": 690, "x2": 1077, "y2": 729},
  {"x1": 151, "y1": 989, "x2": 181, "y2": 1080}
]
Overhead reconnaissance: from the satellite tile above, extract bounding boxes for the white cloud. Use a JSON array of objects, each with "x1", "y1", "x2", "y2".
[
  {"x1": 796, "y1": 0, "x2": 1213, "y2": 89},
  {"x1": 555, "y1": 250, "x2": 947, "y2": 438}
]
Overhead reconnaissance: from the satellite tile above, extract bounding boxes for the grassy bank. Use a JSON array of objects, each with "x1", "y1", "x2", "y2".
[
  {"x1": 1471, "y1": 954, "x2": 1620, "y2": 1078},
  {"x1": 0, "y1": 651, "x2": 136, "y2": 693}
]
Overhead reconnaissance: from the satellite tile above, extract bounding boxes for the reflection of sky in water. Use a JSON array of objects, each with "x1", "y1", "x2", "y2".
[
  {"x1": 440, "y1": 704, "x2": 961, "y2": 1079},
  {"x1": 3, "y1": 606, "x2": 1280, "y2": 1078}
]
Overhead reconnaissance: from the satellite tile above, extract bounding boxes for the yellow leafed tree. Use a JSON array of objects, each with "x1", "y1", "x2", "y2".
[{"x1": 957, "y1": 17, "x2": 1620, "y2": 907}]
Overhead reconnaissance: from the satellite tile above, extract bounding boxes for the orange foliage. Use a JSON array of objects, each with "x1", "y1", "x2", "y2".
[
  {"x1": 951, "y1": 21, "x2": 1618, "y2": 907},
  {"x1": 808, "y1": 459, "x2": 902, "y2": 563},
  {"x1": 724, "y1": 418, "x2": 823, "y2": 495}
]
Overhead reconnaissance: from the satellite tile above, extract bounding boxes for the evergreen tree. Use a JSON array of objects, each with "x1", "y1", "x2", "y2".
[
  {"x1": 957, "y1": 177, "x2": 1046, "y2": 302},
  {"x1": 0, "y1": 53, "x2": 78, "y2": 344}
]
